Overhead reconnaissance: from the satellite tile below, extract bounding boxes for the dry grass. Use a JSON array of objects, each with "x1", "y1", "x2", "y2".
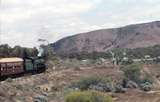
[{"x1": 0, "y1": 64, "x2": 160, "y2": 102}]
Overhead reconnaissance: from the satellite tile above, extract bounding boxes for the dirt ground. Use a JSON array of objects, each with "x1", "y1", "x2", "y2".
[{"x1": 0, "y1": 65, "x2": 160, "y2": 102}]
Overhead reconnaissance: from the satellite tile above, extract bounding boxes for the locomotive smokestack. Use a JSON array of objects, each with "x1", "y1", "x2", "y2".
[
  {"x1": 37, "y1": 38, "x2": 50, "y2": 57},
  {"x1": 38, "y1": 47, "x2": 44, "y2": 57},
  {"x1": 37, "y1": 39, "x2": 46, "y2": 57}
]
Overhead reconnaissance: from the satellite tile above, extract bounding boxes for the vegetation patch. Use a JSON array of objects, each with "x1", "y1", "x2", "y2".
[
  {"x1": 65, "y1": 91, "x2": 113, "y2": 102},
  {"x1": 70, "y1": 75, "x2": 128, "y2": 93},
  {"x1": 121, "y1": 64, "x2": 142, "y2": 83},
  {"x1": 71, "y1": 76, "x2": 114, "y2": 91},
  {"x1": 121, "y1": 63, "x2": 153, "y2": 91}
]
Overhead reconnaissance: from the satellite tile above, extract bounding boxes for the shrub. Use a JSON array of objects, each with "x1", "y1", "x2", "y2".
[
  {"x1": 121, "y1": 64, "x2": 153, "y2": 91},
  {"x1": 140, "y1": 82, "x2": 152, "y2": 91},
  {"x1": 114, "y1": 83, "x2": 127, "y2": 93},
  {"x1": 33, "y1": 95, "x2": 48, "y2": 102},
  {"x1": 126, "y1": 80, "x2": 138, "y2": 88},
  {"x1": 65, "y1": 91, "x2": 113, "y2": 102},
  {"x1": 72, "y1": 76, "x2": 113, "y2": 91},
  {"x1": 121, "y1": 64, "x2": 141, "y2": 83},
  {"x1": 89, "y1": 82, "x2": 113, "y2": 92},
  {"x1": 121, "y1": 58, "x2": 133, "y2": 65},
  {"x1": 141, "y1": 73, "x2": 154, "y2": 84}
]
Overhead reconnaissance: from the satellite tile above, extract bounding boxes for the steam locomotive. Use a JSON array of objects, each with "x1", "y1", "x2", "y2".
[{"x1": 0, "y1": 56, "x2": 46, "y2": 80}]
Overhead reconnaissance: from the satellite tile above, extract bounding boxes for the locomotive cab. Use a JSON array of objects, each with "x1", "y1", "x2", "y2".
[
  {"x1": 34, "y1": 58, "x2": 46, "y2": 73},
  {"x1": 24, "y1": 57, "x2": 46, "y2": 73}
]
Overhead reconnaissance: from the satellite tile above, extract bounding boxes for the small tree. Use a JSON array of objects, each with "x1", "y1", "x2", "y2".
[{"x1": 122, "y1": 64, "x2": 141, "y2": 83}]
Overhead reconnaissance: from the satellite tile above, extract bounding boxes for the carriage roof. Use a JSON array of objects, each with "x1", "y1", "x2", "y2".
[{"x1": 0, "y1": 58, "x2": 23, "y2": 63}]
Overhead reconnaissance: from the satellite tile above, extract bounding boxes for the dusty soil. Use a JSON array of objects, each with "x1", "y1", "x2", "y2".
[{"x1": 0, "y1": 65, "x2": 160, "y2": 102}]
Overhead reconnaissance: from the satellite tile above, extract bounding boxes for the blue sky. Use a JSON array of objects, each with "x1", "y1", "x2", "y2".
[{"x1": 1, "y1": 0, "x2": 160, "y2": 47}]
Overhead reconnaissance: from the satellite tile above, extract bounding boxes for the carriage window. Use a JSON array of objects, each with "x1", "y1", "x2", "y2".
[
  {"x1": 16, "y1": 65, "x2": 20, "y2": 69},
  {"x1": 1, "y1": 67, "x2": 4, "y2": 71},
  {"x1": 8, "y1": 66, "x2": 13, "y2": 70},
  {"x1": 1, "y1": 67, "x2": 6, "y2": 71}
]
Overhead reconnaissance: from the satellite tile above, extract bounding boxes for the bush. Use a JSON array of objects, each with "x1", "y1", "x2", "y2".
[
  {"x1": 89, "y1": 82, "x2": 113, "y2": 92},
  {"x1": 121, "y1": 58, "x2": 133, "y2": 65},
  {"x1": 114, "y1": 84, "x2": 127, "y2": 93},
  {"x1": 72, "y1": 76, "x2": 113, "y2": 91},
  {"x1": 141, "y1": 73, "x2": 153, "y2": 84},
  {"x1": 122, "y1": 64, "x2": 141, "y2": 83},
  {"x1": 34, "y1": 95, "x2": 48, "y2": 102},
  {"x1": 140, "y1": 82, "x2": 152, "y2": 91},
  {"x1": 126, "y1": 81, "x2": 138, "y2": 88},
  {"x1": 65, "y1": 91, "x2": 113, "y2": 102}
]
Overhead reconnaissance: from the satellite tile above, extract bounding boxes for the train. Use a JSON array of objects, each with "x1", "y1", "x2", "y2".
[{"x1": 0, "y1": 56, "x2": 46, "y2": 80}]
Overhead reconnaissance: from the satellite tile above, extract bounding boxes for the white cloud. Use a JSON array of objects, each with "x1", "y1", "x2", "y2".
[
  {"x1": 1, "y1": 0, "x2": 100, "y2": 47},
  {"x1": 1, "y1": 0, "x2": 160, "y2": 47}
]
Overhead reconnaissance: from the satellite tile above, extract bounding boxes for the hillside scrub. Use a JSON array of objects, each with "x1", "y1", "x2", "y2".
[
  {"x1": 65, "y1": 91, "x2": 113, "y2": 102},
  {"x1": 56, "y1": 45, "x2": 160, "y2": 65},
  {"x1": 121, "y1": 63, "x2": 153, "y2": 91},
  {"x1": 121, "y1": 64, "x2": 142, "y2": 83},
  {"x1": 46, "y1": 58, "x2": 107, "y2": 71},
  {"x1": 140, "y1": 82, "x2": 152, "y2": 91},
  {"x1": 71, "y1": 76, "x2": 114, "y2": 91},
  {"x1": 70, "y1": 76, "x2": 128, "y2": 93}
]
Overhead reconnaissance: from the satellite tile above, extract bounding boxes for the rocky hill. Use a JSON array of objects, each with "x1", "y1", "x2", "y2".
[{"x1": 52, "y1": 21, "x2": 160, "y2": 55}]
